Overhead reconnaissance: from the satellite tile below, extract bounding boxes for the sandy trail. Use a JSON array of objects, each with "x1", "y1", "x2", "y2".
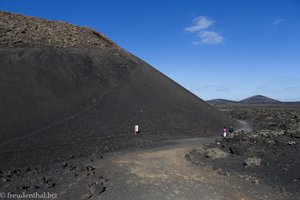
[{"x1": 94, "y1": 137, "x2": 287, "y2": 200}]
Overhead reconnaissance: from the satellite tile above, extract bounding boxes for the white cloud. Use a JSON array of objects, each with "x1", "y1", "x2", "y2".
[
  {"x1": 185, "y1": 15, "x2": 224, "y2": 45},
  {"x1": 273, "y1": 18, "x2": 285, "y2": 27},
  {"x1": 185, "y1": 16, "x2": 214, "y2": 33},
  {"x1": 198, "y1": 31, "x2": 224, "y2": 45}
]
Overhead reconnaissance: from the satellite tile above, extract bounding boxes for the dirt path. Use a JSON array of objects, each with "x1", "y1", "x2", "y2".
[
  {"x1": 236, "y1": 120, "x2": 252, "y2": 132},
  {"x1": 92, "y1": 137, "x2": 288, "y2": 200}
]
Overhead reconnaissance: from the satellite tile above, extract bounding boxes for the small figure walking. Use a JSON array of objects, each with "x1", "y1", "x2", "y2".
[
  {"x1": 229, "y1": 126, "x2": 234, "y2": 137},
  {"x1": 223, "y1": 127, "x2": 227, "y2": 137}
]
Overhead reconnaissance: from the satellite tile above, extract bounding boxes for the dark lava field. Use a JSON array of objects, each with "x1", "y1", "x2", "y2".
[{"x1": 187, "y1": 104, "x2": 300, "y2": 199}]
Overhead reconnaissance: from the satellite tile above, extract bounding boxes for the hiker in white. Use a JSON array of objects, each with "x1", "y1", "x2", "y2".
[{"x1": 223, "y1": 127, "x2": 227, "y2": 137}]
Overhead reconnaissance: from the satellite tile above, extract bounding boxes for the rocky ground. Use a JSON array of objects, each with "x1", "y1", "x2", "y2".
[
  {"x1": 2, "y1": 137, "x2": 291, "y2": 200},
  {"x1": 0, "y1": 11, "x2": 115, "y2": 48},
  {"x1": 220, "y1": 104, "x2": 300, "y2": 131},
  {"x1": 186, "y1": 104, "x2": 300, "y2": 199},
  {"x1": 0, "y1": 153, "x2": 109, "y2": 199}
]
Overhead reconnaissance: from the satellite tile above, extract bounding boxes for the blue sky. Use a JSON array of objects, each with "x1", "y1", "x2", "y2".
[{"x1": 1, "y1": 0, "x2": 300, "y2": 101}]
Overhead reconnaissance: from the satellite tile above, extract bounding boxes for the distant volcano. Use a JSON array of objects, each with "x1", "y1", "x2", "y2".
[
  {"x1": 0, "y1": 11, "x2": 234, "y2": 168},
  {"x1": 240, "y1": 95, "x2": 281, "y2": 104}
]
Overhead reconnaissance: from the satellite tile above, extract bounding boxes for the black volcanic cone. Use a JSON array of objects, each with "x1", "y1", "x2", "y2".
[{"x1": 0, "y1": 11, "x2": 234, "y2": 168}]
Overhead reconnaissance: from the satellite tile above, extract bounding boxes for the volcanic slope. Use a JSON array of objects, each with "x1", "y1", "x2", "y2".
[{"x1": 0, "y1": 11, "x2": 234, "y2": 169}]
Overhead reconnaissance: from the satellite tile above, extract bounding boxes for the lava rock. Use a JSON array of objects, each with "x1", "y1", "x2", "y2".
[
  {"x1": 244, "y1": 157, "x2": 262, "y2": 167},
  {"x1": 229, "y1": 146, "x2": 242, "y2": 155}
]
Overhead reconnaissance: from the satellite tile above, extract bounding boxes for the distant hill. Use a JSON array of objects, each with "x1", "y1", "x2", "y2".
[
  {"x1": 240, "y1": 95, "x2": 281, "y2": 104},
  {"x1": 207, "y1": 96, "x2": 300, "y2": 106},
  {"x1": 207, "y1": 99, "x2": 237, "y2": 105}
]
